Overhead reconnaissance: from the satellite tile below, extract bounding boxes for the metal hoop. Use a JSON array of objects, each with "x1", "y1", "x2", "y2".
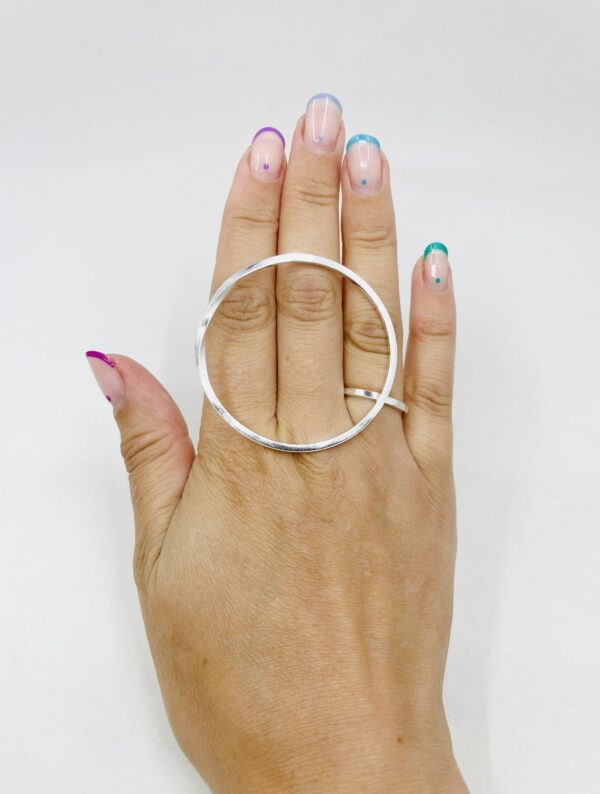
[{"x1": 195, "y1": 253, "x2": 398, "y2": 453}]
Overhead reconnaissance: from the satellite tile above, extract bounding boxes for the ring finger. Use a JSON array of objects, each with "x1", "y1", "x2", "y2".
[{"x1": 341, "y1": 134, "x2": 404, "y2": 428}]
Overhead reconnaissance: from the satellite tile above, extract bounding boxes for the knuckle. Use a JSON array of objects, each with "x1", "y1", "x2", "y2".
[
  {"x1": 120, "y1": 427, "x2": 173, "y2": 477},
  {"x1": 411, "y1": 315, "x2": 456, "y2": 341},
  {"x1": 405, "y1": 377, "x2": 453, "y2": 417},
  {"x1": 346, "y1": 223, "x2": 396, "y2": 252},
  {"x1": 222, "y1": 204, "x2": 279, "y2": 238},
  {"x1": 345, "y1": 313, "x2": 390, "y2": 355},
  {"x1": 216, "y1": 282, "x2": 275, "y2": 331},
  {"x1": 278, "y1": 273, "x2": 340, "y2": 322},
  {"x1": 295, "y1": 455, "x2": 349, "y2": 499},
  {"x1": 286, "y1": 174, "x2": 339, "y2": 209}
]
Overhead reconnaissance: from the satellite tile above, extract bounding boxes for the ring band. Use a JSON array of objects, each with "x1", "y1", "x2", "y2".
[
  {"x1": 344, "y1": 388, "x2": 407, "y2": 413},
  {"x1": 196, "y1": 253, "x2": 398, "y2": 453}
]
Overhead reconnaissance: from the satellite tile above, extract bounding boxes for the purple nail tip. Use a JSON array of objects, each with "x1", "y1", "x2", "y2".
[
  {"x1": 85, "y1": 350, "x2": 115, "y2": 368},
  {"x1": 252, "y1": 126, "x2": 285, "y2": 148}
]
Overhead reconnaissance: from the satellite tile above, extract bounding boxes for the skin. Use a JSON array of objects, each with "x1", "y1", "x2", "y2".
[{"x1": 101, "y1": 106, "x2": 467, "y2": 792}]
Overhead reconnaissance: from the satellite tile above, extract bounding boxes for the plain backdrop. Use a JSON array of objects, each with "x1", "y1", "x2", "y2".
[{"x1": 2, "y1": 1, "x2": 599, "y2": 791}]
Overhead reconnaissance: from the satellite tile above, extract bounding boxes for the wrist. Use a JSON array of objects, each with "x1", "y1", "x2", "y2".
[
  {"x1": 227, "y1": 747, "x2": 466, "y2": 794},
  {"x1": 199, "y1": 720, "x2": 467, "y2": 793}
]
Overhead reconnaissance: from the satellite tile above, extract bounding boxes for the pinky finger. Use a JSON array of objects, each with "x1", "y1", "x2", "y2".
[{"x1": 403, "y1": 243, "x2": 456, "y2": 477}]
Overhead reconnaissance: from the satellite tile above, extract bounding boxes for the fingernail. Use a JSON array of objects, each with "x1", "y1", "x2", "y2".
[
  {"x1": 304, "y1": 93, "x2": 343, "y2": 153},
  {"x1": 249, "y1": 127, "x2": 285, "y2": 181},
  {"x1": 423, "y1": 242, "x2": 449, "y2": 290},
  {"x1": 85, "y1": 351, "x2": 126, "y2": 408},
  {"x1": 346, "y1": 134, "x2": 382, "y2": 194}
]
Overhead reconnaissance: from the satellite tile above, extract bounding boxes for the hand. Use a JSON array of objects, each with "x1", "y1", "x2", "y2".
[{"x1": 87, "y1": 94, "x2": 466, "y2": 793}]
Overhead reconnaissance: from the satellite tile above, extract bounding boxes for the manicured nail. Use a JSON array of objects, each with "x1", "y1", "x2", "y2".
[
  {"x1": 304, "y1": 93, "x2": 343, "y2": 153},
  {"x1": 423, "y1": 242, "x2": 449, "y2": 290},
  {"x1": 249, "y1": 127, "x2": 285, "y2": 181},
  {"x1": 346, "y1": 134, "x2": 382, "y2": 194},
  {"x1": 85, "y1": 351, "x2": 126, "y2": 408}
]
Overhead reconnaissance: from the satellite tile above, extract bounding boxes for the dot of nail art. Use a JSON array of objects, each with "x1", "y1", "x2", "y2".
[
  {"x1": 361, "y1": 178, "x2": 367, "y2": 186},
  {"x1": 435, "y1": 277, "x2": 441, "y2": 283},
  {"x1": 263, "y1": 163, "x2": 269, "y2": 170},
  {"x1": 105, "y1": 395, "x2": 112, "y2": 402}
]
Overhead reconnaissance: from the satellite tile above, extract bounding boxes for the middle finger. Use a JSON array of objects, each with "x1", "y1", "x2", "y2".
[{"x1": 276, "y1": 94, "x2": 346, "y2": 437}]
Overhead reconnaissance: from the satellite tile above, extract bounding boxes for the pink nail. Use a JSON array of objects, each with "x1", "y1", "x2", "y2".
[
  {"x1": 86, "y1": 351, "x2": 126, "y2": 408},
  {"x1": 423, "y1": 242, "x2": 449, "y2": 290},
  {"x1": 346, "y1": 134, "x2": 382, "y2": 194},
  {"x1": 249, "y1": 127, "x2": 285, "y2": 181},
  {"x1": 303, "y1": 93, "x2": 342, "y2": 153}
]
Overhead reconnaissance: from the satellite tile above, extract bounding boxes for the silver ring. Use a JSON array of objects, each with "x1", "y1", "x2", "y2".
[
  {"x1": 195, "y1": 253, "x2": 398, "y2": 453},
  {"x1": 344, "y1": 388, "x2": 407, "y2": 413}
]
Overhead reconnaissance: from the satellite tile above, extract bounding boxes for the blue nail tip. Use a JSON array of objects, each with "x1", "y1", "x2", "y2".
[
  {"x1": 346, "y1": 133, "x2": 381, "y2": 152},
  {"x1": 306, "y1": 93, "x2": 343, "y2": 113},
  {"x1": 423, "y1": 241, "x2": 449, "y2": 258}
]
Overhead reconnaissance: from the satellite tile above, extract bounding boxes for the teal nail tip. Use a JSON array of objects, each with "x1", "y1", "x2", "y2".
[
  {"x1": 423, "y1": 241, "x2": 448, "y2": 258},
  {"x1": 346, "y1": 133, "x2": 381, "y2": 152},
  {"x1": 306, "y1": 93, "x2": 343, "y2": 113}
]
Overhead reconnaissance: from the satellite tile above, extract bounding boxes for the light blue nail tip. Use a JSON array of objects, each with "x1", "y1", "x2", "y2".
[
  {"x1": 423, "y1": 241, "x2": 449, "y2": 258},
  {"x1": 306, "y1": 93, "x2": 343, "y2": 113},
  {"x1": 346, "y1": 133, "x2": 381, "y2": 152}
]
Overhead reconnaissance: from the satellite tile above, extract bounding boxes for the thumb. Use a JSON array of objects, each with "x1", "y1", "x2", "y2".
[{"x1": 85, "y1": 351, "x2": 195, "y2": 584}]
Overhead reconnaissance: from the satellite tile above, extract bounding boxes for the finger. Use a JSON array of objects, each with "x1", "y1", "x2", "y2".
[
  {"x1": 85, "y1": 351, "x2": 194, "y2": 590},
  {"x1": 403, "y1": 243, "x2": 456, "y2": 476},
  {"x1": 205, "y1": 127, "x2": 286, "y2": 429},
  {"x1": 341, "y1": 136, "x2": 404, "y2": 424},
  {"x1": 275, "y1": 94, "x2": 345, "y2": 433}
]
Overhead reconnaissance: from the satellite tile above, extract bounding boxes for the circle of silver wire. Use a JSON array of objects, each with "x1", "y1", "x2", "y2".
[
  {"x1": 195, "y1": 252, "x2": 398, "y2": 453},
  {"x1": 344, "y1": 388, "x2": 407, "y2": 413}
]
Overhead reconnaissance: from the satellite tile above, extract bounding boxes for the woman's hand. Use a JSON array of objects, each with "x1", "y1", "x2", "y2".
[{"x1": 87, "y1": 94, "x2": 466, "y2": 793}]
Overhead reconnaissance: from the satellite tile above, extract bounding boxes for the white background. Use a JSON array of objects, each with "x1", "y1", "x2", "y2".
[{"x1": 1, "y1": 1, "x2": 599, "y2": 791}]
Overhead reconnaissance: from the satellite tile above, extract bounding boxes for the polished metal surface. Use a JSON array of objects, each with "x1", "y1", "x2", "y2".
[
  {"x1": 196, "y1": 253, "x2": 399, "y2": 452},
  {"x1": 344, "y1": 387, "x2": 407, "y2": 413}
]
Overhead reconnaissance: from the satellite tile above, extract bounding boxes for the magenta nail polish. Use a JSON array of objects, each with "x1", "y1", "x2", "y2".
[
  {"x1": 423, "y1": 242, "x2": 449, "y2": 290},
  {"x1": 249, "y1": 127, "x2": 285, "y2": 181},
  {"x1": 85, "y1": 351, "x2": 126, "y2": 408}
]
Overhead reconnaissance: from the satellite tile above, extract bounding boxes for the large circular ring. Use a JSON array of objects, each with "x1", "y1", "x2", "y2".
[{"x1": 195, "y1": 252, "x2": 398, "y2": 453}]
